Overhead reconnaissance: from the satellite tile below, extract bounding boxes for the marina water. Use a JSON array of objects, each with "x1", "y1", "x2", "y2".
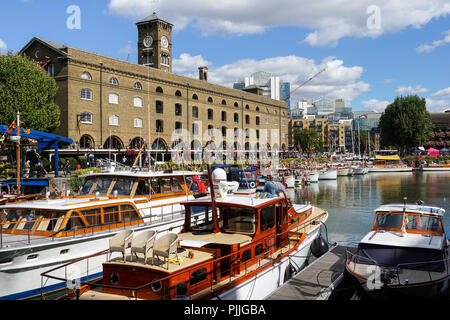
[{"x1": 289, "y1": 171, "x2": 450, "y2": 247}]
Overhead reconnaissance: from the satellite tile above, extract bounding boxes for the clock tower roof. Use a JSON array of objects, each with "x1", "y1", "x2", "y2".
[{"x1": 136, "y1": 12, "x2": 173, "y2": 26}]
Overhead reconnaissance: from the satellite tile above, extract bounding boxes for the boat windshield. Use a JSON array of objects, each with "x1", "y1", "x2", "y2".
[
  {"x1": 373, "y1": 212, "x2": 403, "y2": 230},
  {"x1": 79, "y1": 176, "x2": 114, "y2": 195},
  {"x1": 405, "y1": 214, "x2": 441, "y2": 234},
  {"x1": 221, "y1": 206, "x2": 256, "y2": 235}
]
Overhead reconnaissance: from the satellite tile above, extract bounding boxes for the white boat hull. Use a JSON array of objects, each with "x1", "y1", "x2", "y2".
[
  {"x1": 319, "y1": 170, "x2": 337, "y2": 180},
  {"x1": 422, "y1": 167, "x2": 450, "y2": 171},
  {"x1": 284, "y1": 176, "x2": 295, "y2": 188},
  {"x1": 304, "y1": 172, "x2": 319, "y2": 183},
  {"x1": 368, "y1": 167, "x2": 412, "y2": 173}
]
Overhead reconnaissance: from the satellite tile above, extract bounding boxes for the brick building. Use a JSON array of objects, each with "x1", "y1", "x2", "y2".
[{"x1": 20, "y1": 13, "x2": 288, "y2": 163}]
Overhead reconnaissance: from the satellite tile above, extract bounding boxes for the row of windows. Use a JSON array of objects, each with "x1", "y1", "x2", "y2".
[
  {"x1": 80, "y1": 112, "x2": 143, "y2": 128},
  {"x1": 79, "y1": 71, "x2": 285, "y2": 115}
]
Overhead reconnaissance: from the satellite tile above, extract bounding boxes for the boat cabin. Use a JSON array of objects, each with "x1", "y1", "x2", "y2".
[
  {"x1": 91, "y1": 195, "x2": 323, "y2": 300},
  {"x1": 0, "y1": 172, "x2": 199, "y2": 238}
]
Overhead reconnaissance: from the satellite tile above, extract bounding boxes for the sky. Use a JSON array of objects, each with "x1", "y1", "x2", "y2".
[{"x1": 1, "y1": 0, "x2": 450, "y2": 113}]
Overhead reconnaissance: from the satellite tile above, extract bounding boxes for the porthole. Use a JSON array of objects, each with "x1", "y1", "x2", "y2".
[
  {"x1": 151, "y1": 281, "x2": 162, "y2": 292},
  {"x1": 27, "y1": 254, "x2": 39, "y2": 260},
  {"x1": 109, "y1": 272, "x2": 119, "y2": 285}
]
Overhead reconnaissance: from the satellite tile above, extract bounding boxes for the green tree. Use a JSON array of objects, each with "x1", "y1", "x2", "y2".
[
  {"x1": 294, "y1": 128, "x2": 323, "y2": 155},
  {"x1": 0, "y1": 53, "x2": 60, "y2": 132},
  {"x1": 378, "y1": 95, "x2": 433, "y2": 155}
]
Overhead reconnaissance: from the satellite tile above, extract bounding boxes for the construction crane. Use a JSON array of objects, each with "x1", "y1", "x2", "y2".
[{"x1": 280, "y1": 65, "x2": 328, "y2": 102}]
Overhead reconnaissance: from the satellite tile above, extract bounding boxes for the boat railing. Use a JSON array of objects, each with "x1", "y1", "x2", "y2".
[
  {"x1": 40, "y1": 210, "x2": 327, "y2": 300},
  {"x1": 0, "y1": 204, "x2": 185, "y2": 249}
]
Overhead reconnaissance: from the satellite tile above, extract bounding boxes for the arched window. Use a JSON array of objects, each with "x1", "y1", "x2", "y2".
[
  {"x1": 80, "y1": 112, "x2": 93, "y2": 124},
  {"x1": 192, "y1": 94, "x2": 198, "y2": 100},
  {"x1": 245, "y1": 104, "x2": 250, "y2": 110},
  {"x1": 104, "y1": 136, "x2": 123, "y2": 150},
  {"x1": 134, "y1": 118, "x2": 143, "y2": 128},
  {"x1": 156, "y1": 86, "x2": 163, "y2": 93},
  {"x1": 234, "y1": 102, "x2": 239, "y2": 108},
  {"x1": 79, "y1": 135, "x2": 94, "y2": 148},
  {"x1": 109, "y1": 77, "x2": 119, "y2": 85},
  {"x1": 256, "y1": 106, "x2": 260, "y2": 112},
  {"x1": 175, "y1": 90, "x2": 182, "y2": 97},
  {"x1": 221, "y1": 99, "x2": 227, "y2": 105},
  {"x1": 81, "y1": 88, "x2": 92, "y2": 101},
  {"x1": 208, "y1": 97, "x2": 213, "y2": 103},
  {"x1": 109, "y1": 115, "x2": 119, "y2": 126},
  {"x1": 134, "y1": 82, "x2": 142, "y2": 90},
  {"x1": 134, "y1": 97, "x2": 143, "y2": 108},
  {"x1": 109, "y1": 93, "x2": 119, "y2": 104},
  {"x1": 81, "y1": 72, "x2": 92, "y2": 80}
]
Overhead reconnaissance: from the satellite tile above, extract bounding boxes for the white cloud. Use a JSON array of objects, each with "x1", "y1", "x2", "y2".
[
  {"x1": 361, "y1": 99, "x2": 390, "y2": 112},
  {"x1": 119, "y1": 41, "x2": 136, "y2": 58},
  {"x1": 426, "y1": 98, "x2": 450, "y2": 113},
  {"x1": 395, "y1": 85, "x2": 428, "y2": 95},
  {"x1": 173, "y1": 53, "x2": 370, "y2": 103},
  {"x1": 107, "y1": 0, "x2": 450, "y2": 46},
  {"x1": 383, "y1": 78, "x2": 394, "y2": 84},
  {"x1": 430, "y1": 86, "x2": 450, "y2": 99},
  {"x1": 416, "y1": 29, "x2": 450, "y2": 53},
  {"x1": 0, "y1": 39, "x2": 7, "y2": 54}
]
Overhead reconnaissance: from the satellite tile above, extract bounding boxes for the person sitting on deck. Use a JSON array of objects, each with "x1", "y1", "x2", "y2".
[{"x1": 258, "y1": 176, "x2": 286, "y2": 199}]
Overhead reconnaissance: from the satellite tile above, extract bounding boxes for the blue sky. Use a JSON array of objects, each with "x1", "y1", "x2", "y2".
[{"x1": 1, "y1": 0, "x2": 450, "y2": 112}]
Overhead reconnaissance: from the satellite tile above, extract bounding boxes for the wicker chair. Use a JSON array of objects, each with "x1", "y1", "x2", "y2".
[
  {"x1": 109, "y1": 229, "x2": 134, "y2": 262},
  {"x1": 152, "y1": 233, "x2": 180, "y2": 269},
  {"x1": 130, "y1": 230, "x2": 157, "y2": 264}
]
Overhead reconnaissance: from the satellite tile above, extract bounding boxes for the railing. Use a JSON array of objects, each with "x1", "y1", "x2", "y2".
[{"x1": 40, "y1": 210, "x2": 327, "y2": 300}]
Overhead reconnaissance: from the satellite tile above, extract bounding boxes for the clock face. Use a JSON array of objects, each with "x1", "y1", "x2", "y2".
[
  {"x1": 143, "y1": 36, "x2": 153, "y2": 48},
  {"x1": 161, "y1": 36, "x2": 169, "y2": 49}
]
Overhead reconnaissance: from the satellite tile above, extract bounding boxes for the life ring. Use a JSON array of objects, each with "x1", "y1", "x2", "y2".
[{"x1": 249, "y1": 182, "x2": 256, "y2": 188}]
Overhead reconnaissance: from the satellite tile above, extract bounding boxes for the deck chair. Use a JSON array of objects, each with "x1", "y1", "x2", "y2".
[
  {"x1": 130, "y1": 230, "x2": 157, "y2": 264},
  {"x1": 109, "y1": 229, "x2": 134, "y2": 262},
  {"x1": 152, "y1": 233, "x2": 180, "y2": 270}
]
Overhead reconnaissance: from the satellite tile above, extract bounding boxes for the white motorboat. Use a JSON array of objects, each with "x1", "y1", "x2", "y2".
[
  {"x1": 304, "y1": 171, "x2": 319, "y2": 183},
  {"x1": 318, "y1": 169, "x2": 337, "y2": 180},
  {"x1": 346, "y1": 201, "x2": 449, "y2": 299},
  {"x1": 0, "y1": 170, "x2": 204, "y2": 300}
]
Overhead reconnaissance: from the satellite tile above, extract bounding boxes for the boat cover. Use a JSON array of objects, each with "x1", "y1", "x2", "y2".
[{"x1": 356, "y1": 243, "x2": 445, "y2": 272}]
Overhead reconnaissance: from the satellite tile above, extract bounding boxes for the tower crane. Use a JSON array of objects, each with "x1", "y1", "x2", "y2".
[{"x1": 280, "y1": 65, "x2": 328, "y2": 102}]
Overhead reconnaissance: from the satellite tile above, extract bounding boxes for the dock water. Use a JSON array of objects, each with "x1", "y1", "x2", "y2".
[{"x1": 265, "y1": 245, "x2": 357, "y2": 300}]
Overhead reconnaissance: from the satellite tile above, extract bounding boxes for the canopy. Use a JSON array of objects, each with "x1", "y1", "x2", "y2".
[
  {"x1": 426, "y1": 147, "x2": 440, "y2": 157},
  {"x1": 0, "y1": 125, "x2": 73, "y2": 177},
  {"x1": 375, "y1": 155, "x2": 401, "y2": 161}
]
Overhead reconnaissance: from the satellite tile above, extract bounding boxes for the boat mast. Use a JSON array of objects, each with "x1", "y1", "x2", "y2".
[
  {"x1": 16, "y1": 111, "x2": 21, "y2": 195},
  {"x1": 207, "y1": 164, "x2": 220, "y2": 233}
]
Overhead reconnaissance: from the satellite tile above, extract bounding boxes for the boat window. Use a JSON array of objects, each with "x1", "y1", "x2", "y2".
[
  {"x1": 172, "y1": 178, "x2": 183, "y2": 192},
  {"x1": 112, "y1": 177, "x2": 136, "y2": 196},
  {"x1": 3, "y1": 209, "x2": 67, "y2": 232},
  {"x1": 103, "y1": 206, "x2": 120, "y2": 224},
  {"x1": 189, "y1": 269, "x2": 207, "y2": 286},
  {"x1": 135, "y1": 179, "x2": 150, "y2": 196},
  {"x1": 191, "y1": 206, "x2": 215, "y2": 232},
  {"x1": 150, "y1": 178, "x2": 161, "y2": 194},
  {"x1": 161, "y1": 178, "x2": 173, "y2": 193},
  {"x1": 91, "y1": 176, "x2": 114, "y2": 195},
  {"x1": 120, "y1": 204, "x2": 140, "y2": 222},
  {"x1": 406, "y1": 214, "x2": 441, "y2": 233},
  {"x1": 260, "y1": 205, "x2": 275, "y2": 232},
  {"x1": 64, "y1": 212, "x2": 85, "y2": 231},
  {"x1": 79, "y1": 177, "x2": 96, "y2": 195},
  {"x1": 373, "y1": 213, "x2": 403, "y2": 230},
  {"x1": 255, "y1": 244, "x2": 263, "y2": 256},
  {"x1": 221, "y1": 207, "x2": 256, "y2": 234},
  {"x1": 81, "y1": 208, "x2": 102, "y2": 226},
  {"x1": 242, "y1": 249, "x2": 251, "y2": 263}
]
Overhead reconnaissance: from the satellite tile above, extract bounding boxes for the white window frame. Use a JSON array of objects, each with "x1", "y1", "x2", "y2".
[
  {"x1": 134, "y1": 118, "x2": 143, "y2": 128},
  {"x1": 109, "y1": 115, "x2": 119, "y2": 126},
  {"x1": 134, "y1": 97, "x2": 143, "y2": 108},
  {"x1": 109, "y1": 93, "x2": 119, "y2": 105},
  {"x1": 81, "y1": 72, "x2": 92, "y2": 81},
  {"x1": 81, "y1": 88, "x2": 93, "y2": 101},
  {"x1": 80, "y1": 112, "x2": 93, "y2": 124}
]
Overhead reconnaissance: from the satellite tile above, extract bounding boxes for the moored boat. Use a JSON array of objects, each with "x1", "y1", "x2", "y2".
[
  {"x1": 318, "y1": 169, "x2": 337, "y2": 180},
  {"x1": 0, "y1": 170, "x2": 204, "y2": 300},
  {"x1": 345, "y1": 200, "x2": 449, "y2": 299},
  {"x1": 49, "y1": 175, "x2": 329, "y2": 300}
]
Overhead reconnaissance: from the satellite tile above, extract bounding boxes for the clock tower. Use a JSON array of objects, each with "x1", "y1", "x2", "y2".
[{"x1": 136, "y1": 12, "x2": 173, "y2": 72}]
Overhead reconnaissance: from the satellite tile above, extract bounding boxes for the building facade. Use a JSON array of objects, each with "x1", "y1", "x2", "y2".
[{"x1": 20, "y1": 14, "x2": 289, "y2": 161}]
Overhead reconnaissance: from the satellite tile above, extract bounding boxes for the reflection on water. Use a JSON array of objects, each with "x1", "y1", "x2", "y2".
[{"x1": 292, "y1": 172, "x2": 450, "y2": 248}]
